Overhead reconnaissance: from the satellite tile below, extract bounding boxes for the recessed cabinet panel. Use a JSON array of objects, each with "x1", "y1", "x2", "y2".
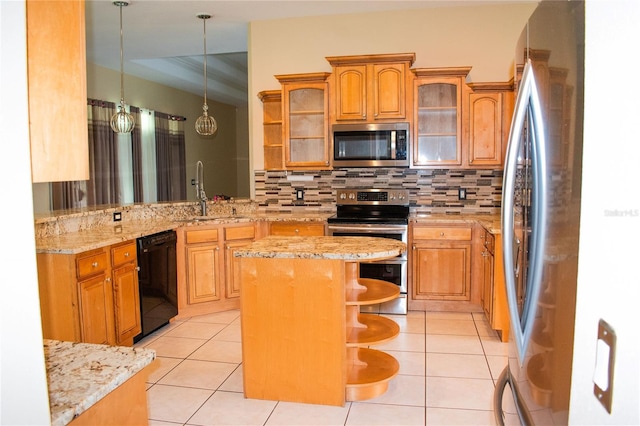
[
  {"x1": 187, "y1": 246, "x2": 221, "y2": 304},
  {"x1": 78, "y1": 275, "x2": 113, "y2": 345},
  {"x1": 469, "y1": 92, "x2": 502, "y2": 166},
  {"x1": 336, "y1": 66, "x2": 367, "y2": 120},
  {"x1": 373, "y1": 64, "x2": 405, "y2": 119}
]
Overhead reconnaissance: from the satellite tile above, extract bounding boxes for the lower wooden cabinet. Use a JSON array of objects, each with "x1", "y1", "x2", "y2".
[
  {"x1": 37, "y1": 241, "x2": 141, "y2": 346},
  {"x1": 411, "y1": 225, "x2": 472, "y2": 302},
  {"x1": 77, "y1": 274, "x2": 114, "y2": 345},
  {"x1": 177, "y1": 223, "x2": 256, "y2": 317},
  {"x1": 478, "y1": 227, "x2": 509, "y2": 342}
]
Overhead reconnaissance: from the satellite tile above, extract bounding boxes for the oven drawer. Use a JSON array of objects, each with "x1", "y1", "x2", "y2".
[{"x1": 413, "y1": 226, "x2": 472, "y2": 241}]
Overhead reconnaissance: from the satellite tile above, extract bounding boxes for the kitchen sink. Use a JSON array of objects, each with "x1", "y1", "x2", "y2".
[{"x1": 176, "y1": 216, "x2": 248, "y2": 222}]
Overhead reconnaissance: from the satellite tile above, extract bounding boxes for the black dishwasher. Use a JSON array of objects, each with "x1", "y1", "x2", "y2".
[{"x1": 134, "y1": 230, "x2": 178, "y2": 342}]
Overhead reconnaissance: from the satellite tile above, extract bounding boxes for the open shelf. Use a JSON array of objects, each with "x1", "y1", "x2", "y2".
[
  {"x1": 346, "y1": 347, "x2": 400, "y2": 401},
  {"x1": 346, "y1": 313, "x2": 400, "y2": 347}
]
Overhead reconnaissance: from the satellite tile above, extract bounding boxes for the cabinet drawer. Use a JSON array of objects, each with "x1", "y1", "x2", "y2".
[
  {"x1": 111, "y1": 242, "x2": 136, "y2": 267},
  {"x1": 186, "y1": 228, "x2": 219, "y2": 244},
  {"x1": 270, "y1": 222, "x2": 325, "y2": 236},
  {"x1": 76, "y1": 251, "x2": 109, "y2": 279},
  {"x1": 413, "y1": 226, "x2": 472, "y2": 241},
  {"x1": 225, "y1": 225, "x2": 255, "y2": 241}
]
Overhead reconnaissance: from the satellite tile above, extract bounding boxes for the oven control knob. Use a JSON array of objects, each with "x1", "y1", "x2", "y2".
[
  {"x1": 348, "y1": 193, "x2": 355, "y2": 200},
  {"x1": 339, "y1": 193, "x2": 346, "y2": 200}
]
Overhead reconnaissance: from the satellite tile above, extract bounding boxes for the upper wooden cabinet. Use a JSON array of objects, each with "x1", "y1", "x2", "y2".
[
  {"x1": 466, "y1": 82, "x2": 514, "y2": 168},
  {"x1": 412, "y1": 67, "x2": 470, "y2": 168},
  {"x1": 258, "y1": 90, "x2": 283, "y2": 170},
  {"x1": 276, "y1": 73, "x2": 331, "y2": 169},
  {"x1": 27, "y1": 0, "x2": 89, "y2": 182},
  {"x1": 326, "y1": 53, "x2": 415, "y2": 123}
]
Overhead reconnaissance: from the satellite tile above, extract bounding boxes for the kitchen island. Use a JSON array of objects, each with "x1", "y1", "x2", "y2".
[{"x1": 234, "y1": 236, "x2": 406, "y2": 406}]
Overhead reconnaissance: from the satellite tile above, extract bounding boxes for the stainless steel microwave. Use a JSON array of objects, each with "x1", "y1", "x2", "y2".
[{"x1": 332, "y1": 122, "x2": 409, "y2": 168}]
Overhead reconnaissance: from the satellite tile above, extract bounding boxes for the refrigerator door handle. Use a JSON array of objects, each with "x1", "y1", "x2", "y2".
[
  {"x1": 501, "y1": 59, "x2": 549, "y2": 365},
  {"x1": 494, "y1": 366, "x2": 535, "y2": 426}
]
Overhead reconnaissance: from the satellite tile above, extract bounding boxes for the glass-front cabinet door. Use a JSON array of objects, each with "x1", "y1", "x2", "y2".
[
  {"x1": 277, "y1": 73, "x2": 331, "y2": 169},
  {"x1": 412, "y1": 68, "x2": 470, "y2": 167}
]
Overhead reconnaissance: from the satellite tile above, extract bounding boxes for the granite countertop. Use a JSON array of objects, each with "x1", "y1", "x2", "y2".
[
  {"x1": 410, "y1": 213, "x2": 502, "y2": 234},
  {"x1": 36, "y1": 211, "x2": 335, "y2": 254},
  {"x1": 44, "y1": 339, "x2": 155, "y2": 426},
  {"x1": 234, "y1": 235, "x2": 406, "y2": 260},
  {"x1": 36, "y1": 219, "x2": 180, "y2": 254}
]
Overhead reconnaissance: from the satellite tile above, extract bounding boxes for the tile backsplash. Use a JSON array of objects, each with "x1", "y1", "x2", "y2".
[{"x1": 255, "y1": 168, "x2": 503, "y2": 215}]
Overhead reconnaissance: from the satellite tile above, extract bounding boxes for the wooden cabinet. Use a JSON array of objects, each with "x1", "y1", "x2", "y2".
[
  {"x1": 276, "y1": 73, "x2": 331, "y2": 169},
  {"x1": 478, "y1": 227, "x2": 509, "y2": 342},
  {"x1": 326, "y1": 53, "x2": 415, "y2": 123},
  {"x1": 258, "y1": 90, "x2": 283, "y2": 170},
  {"x1": 412, "y1": 68, "x2": 470, "y2": 167},
  {"x1": 27, "y1": 0, "x2": 89, "y2": 183},
  {"x1": 223, "y1": 225, "x2": 256, "y2": 299},
  {"x1": 178, "y1": 223, "x2": 255, "y2": 317},
  {"x1": 110, "y1": 242, "x2": 142, "y2": 345},
  {"x1": 37, "y1": 240, "x2": 141, "y2": 346},
  {"x1": 269, "y1": 221, "x2": 326, "y2": 236},
  {"x1": 467, "y1": 82, "x2": 514, "y2": 167},
  {"x1": 410, "y1": 224, "x2": 473, "y2": 308},
  {"x1": 185, "y1": 228, "x2": 222, "y2": 305}
]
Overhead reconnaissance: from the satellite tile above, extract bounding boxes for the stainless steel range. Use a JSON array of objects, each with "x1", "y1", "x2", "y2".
[{"x1": 327, "y1": 188, "x2": 409, "y2": 315}]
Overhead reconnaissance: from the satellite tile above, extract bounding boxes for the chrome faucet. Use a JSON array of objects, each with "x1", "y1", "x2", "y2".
[{"x1": 195, "y1": 160, "x2": 207, "y2": 216}]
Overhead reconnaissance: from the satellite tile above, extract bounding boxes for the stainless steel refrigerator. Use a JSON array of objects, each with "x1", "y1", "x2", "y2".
[{"x1": 494, "y1": 1, "x2": 585, "y2": 424}]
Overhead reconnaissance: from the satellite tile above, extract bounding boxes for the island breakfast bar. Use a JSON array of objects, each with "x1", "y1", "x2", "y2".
[{"x1": 234, "y1": 236, "x2": 406, "y2": 406}]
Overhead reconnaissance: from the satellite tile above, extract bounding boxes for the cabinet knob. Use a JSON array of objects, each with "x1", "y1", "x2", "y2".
[
  {"x1": 440, "y1": 232, "x2": 445, "y2": 237},
  {"x1": 92, "y1": 262, "x2": 98, "y2": 268},
  {"x1": 124, "y1": 252, "x2": 130, "y2": 257},
  {"x1": 295, "y1": 229, "x2": 299, "y2": 234},
  {"x1": 105, "y1": 277, "x2": 111, "y2": 282}
]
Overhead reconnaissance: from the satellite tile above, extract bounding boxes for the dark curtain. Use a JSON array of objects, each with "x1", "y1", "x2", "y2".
[
  {"x1": 130, "y1": 106, "x2": 143, "y2": 202},
  {"x1": 52, "y1": 99, "x2": 120, "y2": 209},
  {"x1": 155, "y1": 112, "x2": 186, "y2": 201}
]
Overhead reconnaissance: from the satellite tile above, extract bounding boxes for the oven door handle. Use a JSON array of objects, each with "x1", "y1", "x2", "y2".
[{"x1": 328, "y1": 225, "x2": 407, "y2": 233}]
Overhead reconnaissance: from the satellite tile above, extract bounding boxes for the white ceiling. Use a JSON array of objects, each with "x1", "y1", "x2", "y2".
[{"x1": 86, "y1": 0, "x2": 511, "y2": 107}]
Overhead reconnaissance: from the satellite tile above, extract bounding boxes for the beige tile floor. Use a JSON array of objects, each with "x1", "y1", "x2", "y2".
[{"x1": 135, "y1": 309, "x2": 511, "y2": 426}]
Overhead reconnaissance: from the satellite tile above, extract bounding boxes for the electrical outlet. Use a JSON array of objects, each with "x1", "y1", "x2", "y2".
[
  {"x1": 296, "y1": 188, "x2": 304, "y2": 200},
  {"x1": 113, "y1": 211, "x2": 122, "y2": 222},
  {"x1": 191, "y1": 178, "x2": 196, "y2": 185},
  {"x1": 458, "y1": 188, "x2": 466, "y2": 200}
]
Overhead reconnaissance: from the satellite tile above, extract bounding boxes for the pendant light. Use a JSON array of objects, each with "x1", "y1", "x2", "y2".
[
  {"x1": 110, "y1": 1, "x2": 135, "y2": 133},
  {"x1": 195, "y1": 14, "x2": 218, "y2": 136}
]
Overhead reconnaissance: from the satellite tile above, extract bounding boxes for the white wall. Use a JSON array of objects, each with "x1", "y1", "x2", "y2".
[
  {"x1": 247, "y1": 2, "x2": 538, "y2": 179},
  {"x1": 570, "y1": 1, "x2": 640, "y2": 423},
  {"x1": 0, "y1": 1, "x2": 51, "y2": 424}
]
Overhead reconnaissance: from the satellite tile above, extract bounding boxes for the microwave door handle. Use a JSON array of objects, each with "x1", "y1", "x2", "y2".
[{"x1": 390, "y1": 131, "x2": 396, "y2": 159}]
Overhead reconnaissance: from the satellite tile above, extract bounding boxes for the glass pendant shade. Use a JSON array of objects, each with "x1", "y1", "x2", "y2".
[
  {"x1": 195, "y1": 105, "x2": 218, "y2": 136},
  {"x1": 195, "y1": 14, "x2": 218, "y2": 136},
  {"x1": 110, "y1": 1, "x2": 135, "y2": 134},
  {"x1": 111, "y1": 100, "x2": 135, "y2": 133}
]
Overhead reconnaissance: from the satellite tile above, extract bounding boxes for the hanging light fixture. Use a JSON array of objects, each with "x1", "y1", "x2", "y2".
[
  {"x1": 195, "y1": 13, "x2": 218, "y2": 136},
  {"x1": 110, "y1": 1, "x2": 135, "y2": 133}
]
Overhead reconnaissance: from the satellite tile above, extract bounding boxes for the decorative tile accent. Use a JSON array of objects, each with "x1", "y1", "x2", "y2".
[{"x1": 255, "y1": 168, "x2": 504, "y2": 215}]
